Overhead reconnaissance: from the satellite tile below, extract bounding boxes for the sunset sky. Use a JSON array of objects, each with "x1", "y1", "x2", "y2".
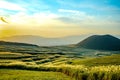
[{"x1": 0, "y1": 0, "x2": 120, "y2": 38}]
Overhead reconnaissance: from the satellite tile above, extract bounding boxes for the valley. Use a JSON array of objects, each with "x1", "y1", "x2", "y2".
[{"x1": 0, "y1": 35, "x2": 120, "y2": 80}]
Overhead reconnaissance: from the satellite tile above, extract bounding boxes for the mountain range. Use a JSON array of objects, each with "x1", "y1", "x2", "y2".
[
  {"x1": 0, "y1": 35, "x2": 90, "y2": 46},
  {"x1": 0, "y1": 34, "x2": 120, "y2": 51},
  {"x1": 1, "y1": 34, "x2": 120, "y2": 46}
]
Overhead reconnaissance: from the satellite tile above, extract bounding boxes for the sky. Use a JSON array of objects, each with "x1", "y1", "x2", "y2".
[{"x1": 0, "y1": 0, "x2": 120, "y2": 38}]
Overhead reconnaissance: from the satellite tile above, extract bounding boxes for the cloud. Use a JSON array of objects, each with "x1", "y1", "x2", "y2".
[
  {"x1": 8, "y1": 12, "x2": 58, "y2": 25},
  {"x1": 55, "y1": 17, "x2": 78, "y2": 23},
  {"x1": 0, "y1": 1, "x2": 25, "y2": 11},
  {"x1": 57, "y1": 9, "x2": 95, "y2": 24},
  {"x1": 58, "y1": 9, "x2": 80, "y2": 13},
  {"x1": 57, "y1": 0, "x2": 120, "y2": 15}
]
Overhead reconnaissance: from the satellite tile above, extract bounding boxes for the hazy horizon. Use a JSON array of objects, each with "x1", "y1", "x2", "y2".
[{"x1": 0, "y1": 0, "x2": 120, "y2": 38}]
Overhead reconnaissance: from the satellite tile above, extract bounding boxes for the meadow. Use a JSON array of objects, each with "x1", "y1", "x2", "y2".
[
  {"x1": 0, "y1": 45, "x2": 120, "y2": 80},
  {"x1": 0, "y1": 63, "x2": 120, "y2": 80},
  {"x1": 70, "y1": 54, "x2": 120, "y2": 66},
  {"x1": 0, "y1": 69, "x2": 73, "y2": 80}
]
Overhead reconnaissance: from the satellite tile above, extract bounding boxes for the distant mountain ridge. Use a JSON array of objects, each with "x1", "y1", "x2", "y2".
[
  {"x1": 0, "y1": 35, "x2": 89, "y2": 46},
  {"x1": 0, "y1": 34, "x2": 120, "y2": 47},
  {"x1": 77, "y1": 35, "x2": 120, "y2": 51}
]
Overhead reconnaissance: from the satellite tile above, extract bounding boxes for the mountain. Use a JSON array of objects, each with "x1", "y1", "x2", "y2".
[
  {"x1": 0, "y1": 35, "x2": 89, "y2": 46},
  {"x1": 0, "y1": 41, "x2": 38, "y2": 47},
  {"x1": 77, "y1": 35, "x2": 120, "y2": 51}
]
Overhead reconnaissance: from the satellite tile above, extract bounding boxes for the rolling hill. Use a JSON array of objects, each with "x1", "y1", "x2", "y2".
[
  {"x1": 0, "y1": 41, "x2": 38, "y2": 47},
  {"x1": 77, "y1": 35, "x2": 120, "y2": 51},
  {"x1": 70, "y1": 54, "x2": 120, "y2": 66}
]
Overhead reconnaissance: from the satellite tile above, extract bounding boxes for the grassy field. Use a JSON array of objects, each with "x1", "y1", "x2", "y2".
[
  {"x1": 0, "y1": 52, "x2": 120, "y2": 66},
  {"x1": 0, "y1": 45, "x2": 120, "y2": 80},
  {"x1": 0, "y1": 64, "x2": 120, "y2": 80},
  {"x1": 0, "y1": 69, "x2": 73, "y2": 80},
  {"x1": 70, "y1": 54, "x2": 120, "y2": 66}
]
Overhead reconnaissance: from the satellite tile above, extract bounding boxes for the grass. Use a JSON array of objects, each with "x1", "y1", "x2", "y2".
[
  {"x1": 0, "y1": 53, "x2": 120, "y2": 80},
  {"x1": 0, "y1": 52, "x2": 33, "y2": 59},
  {"x1": 0, "y1": 69, "x2": 73, "y2": 80},
  {"x1": 70, "y1": 54, "x2": 120, "y2": 66},
  {"x1": 0, "y1": 64, "x2": 120, "y2": 80},
  {"x1": 0, "y1": 47, "x2": 120, "y2": 80}
]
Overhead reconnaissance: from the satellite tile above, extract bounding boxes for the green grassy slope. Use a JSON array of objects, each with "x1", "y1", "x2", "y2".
[
  {"x1": 0, "y1": 69, "x2": 73, "y2": 80},
  {"x1": 70, "y1": 54, "x2": 120, "y2": 66},
  {"x1": 0, "y1": 64, "x2": 119, "y2": 80}
]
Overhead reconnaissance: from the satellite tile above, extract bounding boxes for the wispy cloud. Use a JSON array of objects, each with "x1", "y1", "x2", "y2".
[
  {"x1": 58, "y1": 9, "x2": 80, "y2": 13},
  {"x1": 0, "y1": 0, "x2": 25, "y2": 11},
  {"x1": 57, "y1": 9, "x2": 95, "y2": 24}
]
